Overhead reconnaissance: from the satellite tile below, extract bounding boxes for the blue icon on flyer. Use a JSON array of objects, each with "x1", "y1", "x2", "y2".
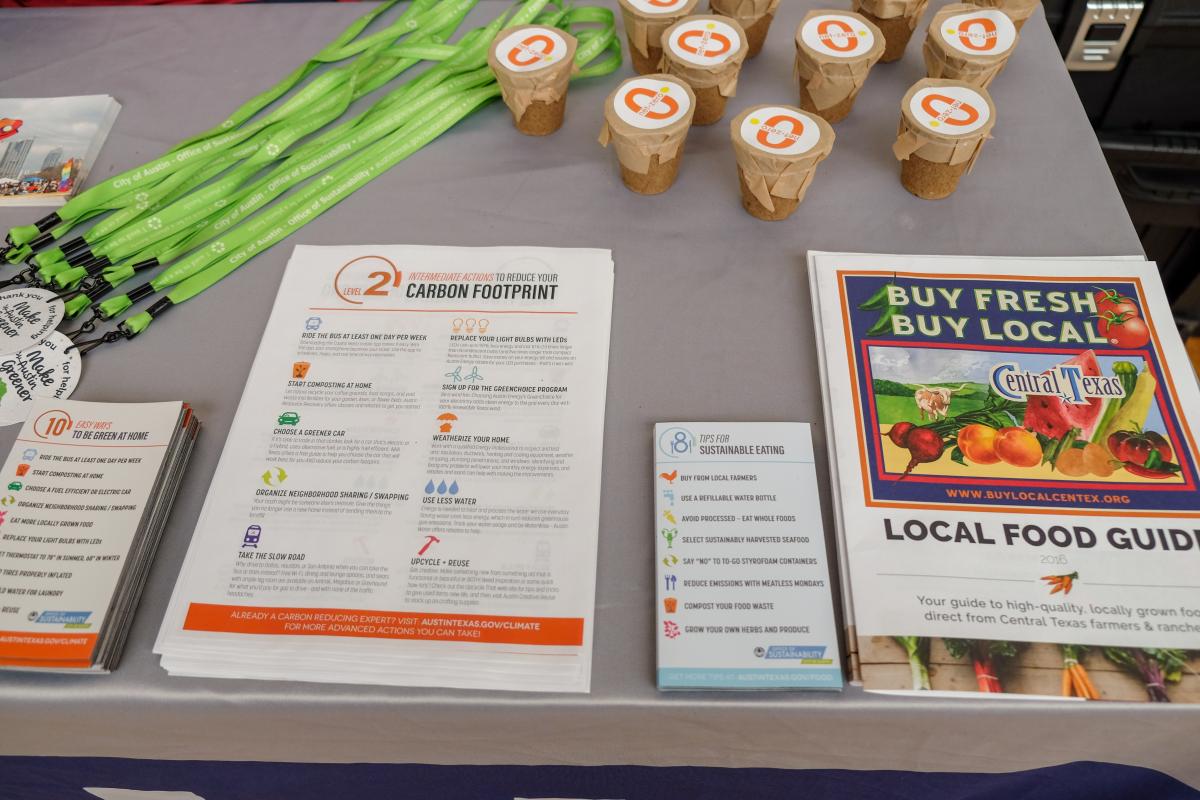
[{"x1": 658, "y1": 427, "x2": 694, "y2": 458}]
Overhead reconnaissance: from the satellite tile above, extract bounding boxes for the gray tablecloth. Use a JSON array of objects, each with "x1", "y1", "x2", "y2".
[{"x1": 4, "y1": 0, "x2": 1188, "y2": 787}]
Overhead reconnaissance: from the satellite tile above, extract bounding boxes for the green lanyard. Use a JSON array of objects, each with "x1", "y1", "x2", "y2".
[
  {"x1": 61, "y1": 60, "x2": 495, "y2": 326},
  {"x1": 49, "y1": 0, "x2": 619, "y2": 354}
]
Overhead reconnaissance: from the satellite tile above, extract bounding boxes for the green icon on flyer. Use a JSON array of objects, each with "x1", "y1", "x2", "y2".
[
  {"x1": 261, "y1": 467, "x2": 289, "y2": 487},
  {"x1": 277, "y1": 411, "x2": 300, "y2": 426}
]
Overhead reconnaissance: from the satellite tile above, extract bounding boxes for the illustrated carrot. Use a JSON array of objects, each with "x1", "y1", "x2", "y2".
[{"x1": 1041, "y1": 572, "x2": 1079, "y2": 595}]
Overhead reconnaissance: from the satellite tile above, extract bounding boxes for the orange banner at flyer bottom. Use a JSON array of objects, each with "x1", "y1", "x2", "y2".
[
  {"x1": 0, "y1": 630, "x2": 97, "y2": 665},
  {"x1": 183, "y1": 603, "x2": 585, "y2": 646}
]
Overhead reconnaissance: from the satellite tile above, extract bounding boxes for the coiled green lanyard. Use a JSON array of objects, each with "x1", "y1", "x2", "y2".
[{"x1": 27, "y1": 0, "x2": 619, "y2": 354}]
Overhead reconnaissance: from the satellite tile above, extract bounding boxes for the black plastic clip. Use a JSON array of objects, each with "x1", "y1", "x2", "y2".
[
  {"x1": 0, "y1": 266, "x2": 36, "y2": 291},
  {"x1": 51, "y1": 277, "x2": 99, "y2": 304},
  {"x1": 67, "y1": 328, "x2": 130, "y2": 357},
  {"x1": 63, "y1": 307, "x2": 105, "y2": 341}
]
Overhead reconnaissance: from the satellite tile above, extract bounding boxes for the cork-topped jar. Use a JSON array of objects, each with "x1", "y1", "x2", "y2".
[
  {"x1": 923, "y1": 5, "x2": 1019, "y2": 88},
  {"x1": 618, "y1": 0, "x2": 701, "y2": 75},
  {"x1": 892, "y1": 78, "x2": 996, "y2": 199},
  {"x1": 599, "y1": 74, "x2": 697, "y2": 194},
  {"x1": 794, "y1": 10, "x2": 885, "y2": 124},
  {"x1": 660, "y1": 15, "x2": 749, "y2": 125},
  {"x1": 730, "y1": 104, "x2": 835, "y2": 221},
  {"x1": 488, "y1": 26, "x2": 579, "y2": 136}
]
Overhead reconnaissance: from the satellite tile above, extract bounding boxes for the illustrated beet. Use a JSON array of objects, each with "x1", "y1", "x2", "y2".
[
  {"x1": 886, "y1": 421, "x2": 916, "y2": 448},
  {"x1": 900, "y1": 426, "x2": 945, "y2": 478}
]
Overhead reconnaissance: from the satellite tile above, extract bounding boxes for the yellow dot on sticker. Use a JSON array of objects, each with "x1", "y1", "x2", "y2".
[
  {"x1": 660, "y1": 86, "x2": 670, "y2": 92},
  {"x1": 749, "y1": 117, "x2": 760, "y2": 125},
  {"x1": 929, "y1": 120, "x2": 940, "y2": 127},
  {"x1": 859, "y1": 29, "x2": 867, "y2": 35},
  {"x1": 946, "y1": 28, "x2": 955, "y2": 34},
  {"x1": 706, "y1": 22, "x2": 715, "y2": 29}
]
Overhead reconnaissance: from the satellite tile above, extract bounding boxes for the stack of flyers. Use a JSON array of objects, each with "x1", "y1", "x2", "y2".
[
  {"x1": 0, "y1": 399, "x2": 199, "y2": 672},
  {"x1": 154, "y1": 244, "x2": 613, "y2": 693},
  {"x1": 809, "y1": 251, "x2": 1200, "y2": 702}
]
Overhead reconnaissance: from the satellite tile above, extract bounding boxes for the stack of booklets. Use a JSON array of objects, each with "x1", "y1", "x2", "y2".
[
  {"x1": 155, "y1": 244, "x2": 612, "y2": 692},
  {"x1": 0, "y1": 399, "x2": 199, "y2": 672},
  {"x1": 810, "y1": 252, "x2": 1200, "y2": 703},
  {"x1": 0, "y1": 95, "x2": 121, "y2": 207},
  {"x1": 652, "y1": 422, "x2": 844, "y2": 691}
]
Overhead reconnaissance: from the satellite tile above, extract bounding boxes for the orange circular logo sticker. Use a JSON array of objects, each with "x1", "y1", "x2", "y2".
[
  {"x1": 740, "y1": 107, "x2": 821, "y2": 155},
  {"x1": 940, "y1": 10, "x2": 1016, "y2": 56},
  {"x1": 910, "y1": 86, "x2": 990, "y2": 134},
  {"x1": 801, "y1": 14, "x2": 876, "y2": 58},
  {"x1": 626, "y1": 0, "x2": 689, "y2": 13},
  {"x1": 668, "y1": 19, "x2": 741, "y2": 66},
  {"x1": 818, "y1": 19, "x2": 856, "y2": 52},
  {"x1": 613, "y1": 78, "x2": 691, "y2": 129},
  {"x1": 625, "y1": 88, "x2": 679, "y2": 120},
  {"x1": 495, "y1": 28, "x2": 567, "y2": 73}
]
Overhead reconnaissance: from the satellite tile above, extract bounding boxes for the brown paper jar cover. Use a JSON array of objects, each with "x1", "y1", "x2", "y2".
[
  {"x1": 709, "y1": 0, "x2": 779, "y2": 56},
  {"x1": 968, "y1": 0, "x2": 1039, "y2": 27},
  {"x1": 661, "y1": 16, "x2": 749, "y2": 95},
  {"x1": 923, "y1": 4, "x2": 1018, "y2": 88},
  {"x1": 852, "y1": 0, "x2": 927, "y2": 22},
  {"x1": 892, "y1": 78, "x2": 996, "y2": 168},
  {"x1": 852, "y1": 0, "x2": 929, "y2": 63},
  {"x1": 730, "y1": 104, "x2": 835, "y2": 214},
  {"x1": 598, "y1": 74, "x2": 697, "y2": 176},
  {"x1": 794, "y1": 10, "x2": 885, "y2": 111},
  {"x1": 488, "y1": 26, "x2": 579, "y2": 129},
  {"x1": 618, "y1": 0, "x2": 701, "y2": 59}
]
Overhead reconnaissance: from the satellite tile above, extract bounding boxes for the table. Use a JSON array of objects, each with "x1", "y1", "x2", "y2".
[{"x1": 4, "y1": 0, "x2": 1192, "y2": 790}]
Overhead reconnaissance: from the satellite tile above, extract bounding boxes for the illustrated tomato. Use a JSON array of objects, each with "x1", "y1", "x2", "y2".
[
  {"x1": 1123, "y1": 462, "x2": 1177, "y2": 480},
  {"x1": 1097, "y1": 314, "x2": 1150, "y2": 349},
  {"x1": 1108, "y1": 430, "x2": 1173, "y2": 466},
  {"x1": 1093, "y1": 287, "x2": 1139, "y2": 317}
]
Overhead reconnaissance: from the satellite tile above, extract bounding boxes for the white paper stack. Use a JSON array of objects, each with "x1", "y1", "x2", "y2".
[
  {"x1": 155, "y1": 244, "x2": 613, "y2": 692},
  {"x1": 809, "y1": 252, "x2": 1200, "y2": 701},
  {"x1": 0, "y1": 399, "x2": 199, "y2": 672}
]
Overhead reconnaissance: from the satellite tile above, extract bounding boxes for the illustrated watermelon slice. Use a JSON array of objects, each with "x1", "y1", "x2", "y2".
[{"x1": 1023, "y1": 350, "x2": 1106, "y2": 441}]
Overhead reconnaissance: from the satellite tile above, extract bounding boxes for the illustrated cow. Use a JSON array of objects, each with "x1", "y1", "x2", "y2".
[{"x1": 914, "y1": 384, "x2": 967, "y2": 421}]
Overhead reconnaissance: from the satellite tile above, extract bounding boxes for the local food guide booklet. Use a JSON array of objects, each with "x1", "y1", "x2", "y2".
[
  {"x1": 156, "y1": 245, "x2": 613, "y2": 692},
  {"x1": 811, "y1": 252, "x2": 1200, "y2": 703}
]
